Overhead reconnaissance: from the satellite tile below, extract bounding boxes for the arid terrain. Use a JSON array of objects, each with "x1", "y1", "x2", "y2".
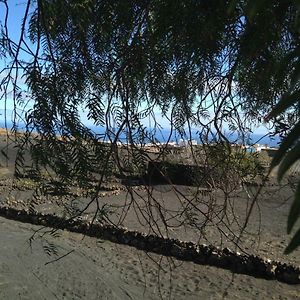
[{"x1": 0, "y1": 133, "x2": 299, "y2": 299}]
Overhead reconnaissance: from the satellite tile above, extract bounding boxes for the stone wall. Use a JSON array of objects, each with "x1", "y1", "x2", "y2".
[{"x1": 0, "y1": 206, "x2": 299, "y2": 284}]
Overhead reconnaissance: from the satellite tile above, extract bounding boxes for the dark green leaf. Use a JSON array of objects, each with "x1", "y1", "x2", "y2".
[
  {"x1": 291, "y1": 61, "x2": 300, "y2": 88},
  {"x1": 268, "y1": 90, "x2": 300, "y2": 119},
  {"x1": 285, "y1": 226, "x2": 300, "y2": 254},
  {"x1": 227, "y1": 0, "x2": 239, "y2": 14},
  {"x1": 271, "y1": 121, "x2": 300, "y2": 169},
  {"x1": 278, "y1": 141, "x2": 300, "y2": 181},
  {"x1": 1, "y1": 149, "x2": 9, "y2": 160},
  {"x1": 287, "y1": 183, "x2": 300, "y2": 234}
]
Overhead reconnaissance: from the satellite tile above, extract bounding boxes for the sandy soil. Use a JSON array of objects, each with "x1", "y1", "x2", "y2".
[
  {"x1": 11, "y1": 182, "x2": 297, "y2": 266},
  {"x1": 0, "y1": 135, "x2": 299, "y2": 299},
  {"x1": 0, "y1": 217, "x2": 299, "y2": 300}
]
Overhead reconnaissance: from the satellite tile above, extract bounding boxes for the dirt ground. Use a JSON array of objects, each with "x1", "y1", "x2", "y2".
[
  {"x1": 0, "y1": 135, "x2": 299, "y2": 299},
  {"x1": 0, "y1": 217, "x2": 299, "y2": 300}
]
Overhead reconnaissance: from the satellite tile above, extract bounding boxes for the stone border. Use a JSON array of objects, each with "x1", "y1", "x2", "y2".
[{"x1": 0, "y1": 206, "x2": 299, "y2": 284}]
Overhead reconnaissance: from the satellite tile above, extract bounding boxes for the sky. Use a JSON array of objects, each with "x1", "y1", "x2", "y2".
[
  {"x1": 0, "y1": 0, "x2": 35, "y2": 110},
  {"x1": 0, "y1": 1, "x2": 272, "y2": 137}
]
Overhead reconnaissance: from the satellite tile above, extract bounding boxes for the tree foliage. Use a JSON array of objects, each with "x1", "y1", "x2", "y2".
[
  {"x1": 0, "y1": 0, "x2": 299, "y2": 252},
  {"x1": 267, "y1": 38, "x2": 300, "y2": 253}
]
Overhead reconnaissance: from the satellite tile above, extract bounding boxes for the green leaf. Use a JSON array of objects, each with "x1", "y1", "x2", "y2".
[
  {"x1": 246, "y1": 0, "x2": 267, "y2": 21},
  {"x1": 277, "y1": 141, "x2": 300, "y2": 182},
  {"x1": 227, "y1": 0, "x2": 239, "y2": 14},
  {"x1": 291, "y1": 61, "x2": 300, "y2": 89},
  {"x1": 285, "y1": 226, "x2": 300, "y2": 254},
  {"x1": 1, "y1": 149, "x2": 9, "y2": 160},
  {"x1": 271, "y1": 121, "x2": 300, "y2": 169},
  {"x1": 276, "y1": 47, "x2": 300, "y2": 77},
  {"x1": 287, "y1": 183, "x2": 300, "y2": 234},
  {"x1": 268, "y1": 90, "x2": 300, "y2": 119}
]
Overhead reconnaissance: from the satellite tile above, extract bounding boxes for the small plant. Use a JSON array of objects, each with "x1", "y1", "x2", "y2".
[{"x1": 204, "y1": 143, "x2": 265, "y2": 191}]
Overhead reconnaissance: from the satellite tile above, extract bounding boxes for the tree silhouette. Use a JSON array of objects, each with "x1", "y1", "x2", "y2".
[{"x1": 0, "y1": 0, "x2": 299, "y2": 252}]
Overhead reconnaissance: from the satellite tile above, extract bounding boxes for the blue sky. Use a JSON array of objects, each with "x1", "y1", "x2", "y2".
[
  {"x1": 0, "y1": 0, "x2": 35, "y2": 111},
  {"x1": 0, "y1": 1, "x2": 271, "y2": 135}
]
